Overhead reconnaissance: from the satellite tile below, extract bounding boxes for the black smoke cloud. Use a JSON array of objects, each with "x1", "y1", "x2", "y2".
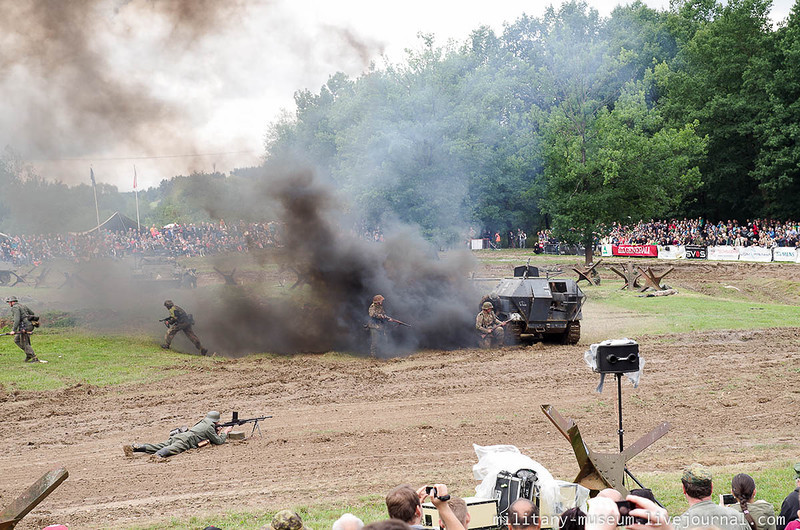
[{"x1": 197, "y1": 167, "x2": 481, "y2": 356}]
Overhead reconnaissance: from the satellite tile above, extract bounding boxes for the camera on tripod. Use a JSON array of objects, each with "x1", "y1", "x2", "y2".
[{"x1": 594, "y1": 342, "x2": 640, "y2": 374}]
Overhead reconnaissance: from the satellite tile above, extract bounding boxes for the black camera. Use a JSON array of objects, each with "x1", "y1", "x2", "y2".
[
  {"x1": 616, "y1": 501, "x2": 648, "y2": 525},
  {"x1": 721, "y1": 494, "x2": 736, "y2": 505},
  {"x1": 596, "y1": 343, "x2": 640, "y2": 374},
  {"x1": 425, "y1": 486, "x2": 437, "y2": 497}
]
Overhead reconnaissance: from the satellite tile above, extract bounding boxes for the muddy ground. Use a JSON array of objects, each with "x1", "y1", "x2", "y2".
[{"x1": 1, "y1": 258, "x2": 799, "y2": 529}]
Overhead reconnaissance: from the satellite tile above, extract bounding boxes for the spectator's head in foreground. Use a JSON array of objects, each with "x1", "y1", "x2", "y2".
[
  {"x1": 442, "y1": 497, "x2": 470, "y2": 529},
  {"x1": 629, "y1": 489, "x2": 657, "y2": 503},
  {"x1": 558, "y1": 507, "x2": 585, "y2": 530},
  {"x1": 682, "y1": 463, "x2": 714, "y2": 502},
  {"x1": 264, "y1": 509, "x2": 307, "y2": 530},
  {"x1": 386, "y1": 484, "x2": 422, "y2": 525},
  {"x1": 731, "y1": 473, "x2": 757, "y2": 505},
  {"x1": 364, "y1": 521, "x2": 413, "y2": 530},
  {"x1": 333, "y1": 513, "x2": 365, "y2": 530},
  {"x1": 507, "y1": 499, "x2": 540, "y2": 530}
]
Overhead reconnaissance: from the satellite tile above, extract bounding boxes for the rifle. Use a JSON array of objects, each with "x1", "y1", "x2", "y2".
[
  {"x1": 480, "y1": 320, "x2": 510, "y2": 339},
  {"x1": 217, "y1": 411, "x2": 273, "y2": 437},
  {"x1": 158, "y1": 317, "x2": 171, "y2": 328},
  {"x1": 387, "y1": 317, "x2": 411, "y2": 328}
]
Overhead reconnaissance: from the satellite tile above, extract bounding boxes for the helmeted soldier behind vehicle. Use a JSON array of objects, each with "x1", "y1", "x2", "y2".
[
  {"x1": 476, "y1": 301, "x2": 505, "y2": 349},
  {"x1": 122, "y1": 410, "x2": 232, "y2": 459},
  {"x1": 368, "y1": 294, "x2": 389, "y2": 356},
  {"x1": 5, "y1": 296, "x2": 39, "y2": 363},
  {"x1": 161, "y1": 300, "x2": 208, "y2": 355}
]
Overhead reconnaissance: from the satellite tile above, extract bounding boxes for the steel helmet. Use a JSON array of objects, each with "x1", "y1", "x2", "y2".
[
  {"x1": 206, "y1": 411, "x2": 221, "y2": 423},
  {"x1": 163, "y1": 300, "x2": 174, "y2": 308},
  {"x1": 482, "y1": 301, "x2": 493, "y2": 310},
  {"x1": 373, "y1": 295, "x2": 384, "y2": 303},
  {"x1": 5, "y1": 296, "x2": 18, "y2": 303}
]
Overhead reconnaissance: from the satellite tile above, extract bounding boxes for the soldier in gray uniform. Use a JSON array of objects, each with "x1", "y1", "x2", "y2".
[
  {"x1": 5, "y1": 296, "x2": 39, "y2": 363},
  {"x1": 123, "y1": 411, "x2": 232, "y2": 459},
  {"x1": 161, "y1": 300, "x2": 208, "y2": 355}
]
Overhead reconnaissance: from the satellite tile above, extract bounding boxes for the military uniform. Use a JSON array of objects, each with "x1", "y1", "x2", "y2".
[
  {"x1": 368, "y1": 299, "x2": 388, "y2": 356},
  {"x1": 162, "y1": 301, "x2": 207, "y2": 355},
  {"x1": 132, "y1": 416, "x2": 228, "y2": 458},
  {"x1": 9, "y1": 299, "x2": 38, "y2": 362},
  {"x1": 476, "y1": 307, "x2": 504, "y2": 349}
]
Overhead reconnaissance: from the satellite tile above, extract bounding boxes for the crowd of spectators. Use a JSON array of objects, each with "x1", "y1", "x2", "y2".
[
  {"x1": 0, "y1": 221, "x2": 283, "y2": 266},
  {"x1": 536, "y1": 218, "x2": 800, "y2": 251}
]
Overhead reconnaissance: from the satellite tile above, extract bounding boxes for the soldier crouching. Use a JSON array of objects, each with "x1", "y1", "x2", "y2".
[{"x1": 476, "y1": 301, "x2": 505, "y2": 349}]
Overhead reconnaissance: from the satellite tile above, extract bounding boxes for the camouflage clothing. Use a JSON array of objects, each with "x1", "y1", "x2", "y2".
[
  {"x1": 476, "y1": 309, "x2": 504, "y2": 349},
  {"x1": 263, "y1": 510, "x2": 306, "y2": 530},
  {"x1": 138, "y1": 417, "x2": 228, "y2": 458},
  {"x1": 368, "y1": 302, "x2": 388, "y2": 356},
  {"x1": 163, "y1": 304, "x2": 207, "y2": 354},
  {"x1": 10, "y1": 302, "x2": 37, "y2": 362}
]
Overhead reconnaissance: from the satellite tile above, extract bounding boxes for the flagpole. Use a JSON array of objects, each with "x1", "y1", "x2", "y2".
[
  {"x1": 91, "y1": 167, "x2": 100, "y2": 230},
  {"x1": 133, "y1": 165, "x2": 140, "y2": 230}
]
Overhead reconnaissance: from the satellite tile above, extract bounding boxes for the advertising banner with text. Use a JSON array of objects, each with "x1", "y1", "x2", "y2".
[
  {"x1": 601, "y1": 244, "x2": 613, "y2": 257},
  {"x1": 708, "y1": 246, "x2": 740, "y2": 261},
  {"x1": 658, "y1": 246, "x2": 684, "y2": 259},
  {"x1": 738, "y1": 246, "x2": 773, "y2": 262},
  {"x1": 612, "y1": 245, "x2": 658, "y2": 258},
  {"x1": 773, "y1": 247, "x2": 798, "y2": 262},
  {"x1": 685, "y1": 245, "x2": 708, "y2": 259}
]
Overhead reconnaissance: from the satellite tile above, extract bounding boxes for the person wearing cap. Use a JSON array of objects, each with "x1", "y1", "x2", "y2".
[
  {"x1": 368, "y1": 294, "x2": 389, "y2": 356},
  {"x1": 122, "y1": 411, "x2": 232, "y2": 459},
  {"x1": 475, "y1": 301, "x2": 505, "y2": 349},
  {"x1": 161, "y1": 300, "x2": 208, "y2": 355},
  {"x1": 261, "y1": 509, "x2": 309, "y2": 530},
  {"x1": 4, "y1": 296, "x2": 39, "y2": 363},
  {"x1": 673, "y1": 463, "x2": 749, "y2": 530},
  {"x1": 776, "y1": 463, "x2": 800, "y2": 530}
]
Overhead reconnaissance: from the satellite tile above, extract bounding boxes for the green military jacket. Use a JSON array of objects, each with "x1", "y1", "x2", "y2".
[
  {"x1": 173, "y1": 417, "x2": 228, "y2": 448},
  {"x1": 11, "y1": 304, "x2": 34, "y2": 333},
  {"x1": 168, "y1": 305, "x2": 191, "y2": 325},
  {"x1": 476, "y1": 310, "x2": 502, "y2": 333},
  {"x1": 731, "y1": 500, "x2": 777, "y2": 530},
  {"x1": 674, "y1": 500, "x2": 750, "y2": 530},
  {"x1": 368, "y1": 303, "x2": 386, "y2": 329}
]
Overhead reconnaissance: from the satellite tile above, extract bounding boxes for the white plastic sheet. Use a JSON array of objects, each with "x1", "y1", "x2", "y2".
[{"x1": 583, "y1": 338, "x2": 644, "y2": 392}]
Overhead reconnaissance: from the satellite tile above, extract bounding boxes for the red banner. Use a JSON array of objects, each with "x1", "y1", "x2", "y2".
[{"x1": 612, "y1": 244, "x2": 658, "y2": 257}]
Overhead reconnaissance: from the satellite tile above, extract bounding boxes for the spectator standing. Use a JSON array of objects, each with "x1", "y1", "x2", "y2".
[
  {"x1": 777, "y1": 464, "x2": 800, "y2": 530},
  {"x1": 507, "y1": 498, "x2": 539, "y2": 530},
  {"x1": 730, "y1": 473, "x2": 776, "y2": 530},
  {"x1": 334, "y1": 513, "x2": 365, "y2": 530},
  {"x1": 672, "y1": 463, "x2": 749, "y2": 530},
  {"x1": 385, "y1": 483, "x2": 465, "y2": 530}
]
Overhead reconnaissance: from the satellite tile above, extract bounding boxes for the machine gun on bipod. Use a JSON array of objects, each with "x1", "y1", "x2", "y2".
[{"x1": 217, "y1": 411, "x2": 272, "y2": 438}]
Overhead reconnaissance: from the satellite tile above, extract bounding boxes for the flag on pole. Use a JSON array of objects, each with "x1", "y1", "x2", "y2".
[
  {"x1": 133, "y1": 166, "x2": 137, "y2": 190},
  {"x1": 90, "y1": 168, "x2": 96, "y2": 186}
]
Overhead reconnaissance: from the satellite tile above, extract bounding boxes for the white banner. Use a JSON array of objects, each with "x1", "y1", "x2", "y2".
[
  {"x1": 773, "y1": 247, "x2": 798, "y2": 262},
  {"x1": 601, "y1": 244, "x2": 613, "y2": 257},
  {"x1": 658, "y1": 246, "x2": 684, "y2": 259},
  {"x1": 470, "y1": 239, "x2": 484, "y2": 250},
  {"x1": 708, "y1": 246, "x2": 740, "y2": 261},
  {"x1": 738, "y1": 246, "x2": 772, "y2": 262}
]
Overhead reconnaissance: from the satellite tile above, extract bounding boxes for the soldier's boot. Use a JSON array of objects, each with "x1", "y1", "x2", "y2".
[
  {"x1": 200, "y1": 348, "x2": 208, "y2": 355},
  {"x1": 123, "y1": 445, "x2": 134, "y2": 457},
  {"x1": 160, "y1": 344, "x2": 170, "y2": 350}
]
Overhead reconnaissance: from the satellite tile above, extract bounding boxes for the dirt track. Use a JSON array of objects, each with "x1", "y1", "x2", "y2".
[{"x1": 2, "y1": 259, "x2": 800, "y2": 529}]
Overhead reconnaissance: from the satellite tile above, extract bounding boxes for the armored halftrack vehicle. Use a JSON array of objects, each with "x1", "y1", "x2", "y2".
[{"x1": 482, "y1": 265, "x2": 585, "y2": 345}]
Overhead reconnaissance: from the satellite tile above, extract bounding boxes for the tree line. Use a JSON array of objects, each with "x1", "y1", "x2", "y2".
[{"x1": 2, "y1": 0, "x2": 798, "y2": 254}]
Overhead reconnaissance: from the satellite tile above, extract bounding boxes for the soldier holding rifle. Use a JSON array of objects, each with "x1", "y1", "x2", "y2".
[
  {"x1": 367, "y1": 294, "x2": 410, "y2": 357},
  {"x1": 476, "y1": 301, "x2": 506, "y2": 349},
  {"x1": 4, "y1": 296, "x2": 41, "y2": 363},
  {"x1": 160, "y1": 299, "x2": 208, "y2": 355}
]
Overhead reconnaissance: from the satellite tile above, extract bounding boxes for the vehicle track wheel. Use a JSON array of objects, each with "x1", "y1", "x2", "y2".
[{"x1": 562, "y1": 321, "x2": 581, "y2": 345}]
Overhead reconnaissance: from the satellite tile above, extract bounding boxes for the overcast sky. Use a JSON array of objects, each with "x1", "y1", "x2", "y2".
[{"x1": 1, "y1": 0, "x2": 794, "y2": 191}]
